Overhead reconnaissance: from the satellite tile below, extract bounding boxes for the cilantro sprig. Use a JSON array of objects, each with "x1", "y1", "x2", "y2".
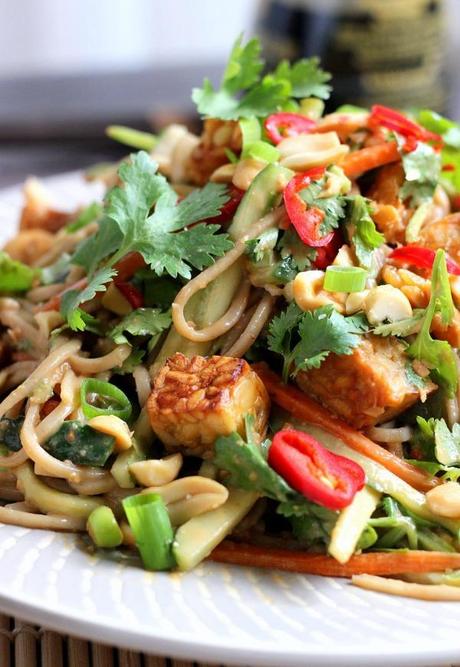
[
  {"x1": 398, "y1": 138, "x2": 441, "y2": 207},
  {"x1": 62, "y1": 152, "x2": 233, "y2": 330},
  {"x1": 192, "y1": 34, "x2": 331, "y2": 120},
  {"x1": 407, "y1": 249, "x2": 457, "y2": 395},
  {"x1": 268, "y1": 303, "x2": 366, "y2": 381},
  {"x1": 109, "y1": 307, "x2": 172, "y2": 350},
  {"x1": 347, "y1": 195, "x2": 385, "y2": 269},
  {"x1": 299, "y1": 179, "x2": 347, "y2": 236}
]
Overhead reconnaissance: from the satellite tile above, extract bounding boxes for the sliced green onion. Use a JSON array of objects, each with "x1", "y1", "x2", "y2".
[
  {"x1": 87, "y1": 506, "x2": 123, "y2": 548},
  {"x1": 405, "y1": 201, "x2": 431, "y2": 244},
  {"x1": 106, "y1": 125, "x2": 157, "y2": 151},
  {"x1": 80, "y1": 379, "x2": 132, "y2": 421},
  {"x1": 122, "y1": 493, "x2": 175, "y2": 570},
  {"x1": 67, "y1": 202, "x2": 102, "y2": 234},
  {"x1": 299, "y1": 98, "x2": 325, "y2": 119},
  {"x1": 324, "y1": 266, "x2": 368, "y2": 293},
  {"x1": 246, "y1": 140, "x2": 280, "y2": 163}
]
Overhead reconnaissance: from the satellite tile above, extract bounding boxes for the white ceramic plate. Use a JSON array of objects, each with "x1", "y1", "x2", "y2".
[{"x1": 0, "y1": 172, "x2": 460, "y2": 667}]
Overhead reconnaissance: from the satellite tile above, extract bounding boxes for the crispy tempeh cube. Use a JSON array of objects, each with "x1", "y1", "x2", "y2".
[
  {"x1": 147, "y1": 353, "x2": 270, "y2": 457},
  {"x1": 296, "y1": 335, "x2": 436, "y2": 429}
]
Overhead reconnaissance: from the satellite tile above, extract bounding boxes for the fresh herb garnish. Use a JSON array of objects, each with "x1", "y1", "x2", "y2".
[
  {"x1": 64, "y1": 152, "x2": 233, "y2": 330},
  {"x1": 399, "y1": 139, "x2": 441, "y2": 207},
  {"x1": 109, "y1": 308, "x2": 172, "y2": 350},
  {"x1": 60, "y1": 266, "x2": 117, "y2": 331},
  {"x1": 407, "y1": 249, "x2": 457, "y2": 395},
  {"x1": 347, "y1": 195, "x2": 385, "y2": 269},
  {"x1": 299, "y1": 179, "x2": 347, "y2": 236},
  {"x1": 192, "y1": 34, "x2": 331, "y2": 120},
  {"x1": 268, "y1": 303, "x2": 364, "y2": 381}
]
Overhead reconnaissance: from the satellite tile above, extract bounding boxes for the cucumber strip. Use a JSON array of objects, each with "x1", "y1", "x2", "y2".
[
  {"x1": 294, "y1": 422, "x2": 460, "y2": 537},
  {"x1": 173, "y1": 489, "x2": 258, "y2": 571},
  {"x1": 328, "y1": 486, "x2": 381, "y2": 564},
  {"x1": 16, "y1": 462, "x2": 102, "y2": 519}
]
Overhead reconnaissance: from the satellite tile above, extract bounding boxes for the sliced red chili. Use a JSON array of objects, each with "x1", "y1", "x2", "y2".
[
  {"x1": 369, "y1": 105, "x2": 442, "y2": 150},
  {"x1": 201, "y1": 186, "x2": 244, "y2": 226},
  {"x1": 114, "y1": 280, "x2": 144, "y2": 308},
  {"x1": 283, "y1": 167, "x2": 332, "y2": 247},
  {"x1": 313, "y1": 229, "x2": 342, "y2": 269},
  {"x1": 264, "y1": 113, "x2": 317, "y2": 145},
  {"x1": 268, "y1": 429, "x2": 365, "y2": 511},
  {"x1": 389, "y1": 246, "x2": 460, "y2": 276}
]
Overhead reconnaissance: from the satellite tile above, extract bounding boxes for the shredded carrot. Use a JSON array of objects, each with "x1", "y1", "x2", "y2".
[
  {"x1": 210, "y1": 541, "x2": 460, "y2": 577},
  {"x1": 342, "y1": 141, "x2": 400, "y2": 179},
  {"x1": 36, "y1": 252, "x2": 146, "y2": 313},
  {"x1": 253, "y1": 364, "x2": 438, "y2": 493}
]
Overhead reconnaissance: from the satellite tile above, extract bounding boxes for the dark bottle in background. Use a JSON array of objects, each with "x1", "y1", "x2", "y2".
[{"x1": 257, "y1": 0, "x2": 448, "y2": 112}]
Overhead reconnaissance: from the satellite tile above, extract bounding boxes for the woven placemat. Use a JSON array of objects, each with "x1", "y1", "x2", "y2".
[{"x1": 0, "y1": 615, "x2": 226, "y2": 667}]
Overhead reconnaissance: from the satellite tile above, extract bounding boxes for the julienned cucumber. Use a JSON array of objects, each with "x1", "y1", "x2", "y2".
[
  {"x1": 173, "y1": 489, "x2": 258, "y2": 571},
  {"x1": 152, "y1": 163, "x2": 292, "y2": 374},
  {"x1": 228, "y1": 162, "x2": 292, "y2": 240},
  {"x1": 328, "y1": 486, "x2": 381, "y2": 564}
]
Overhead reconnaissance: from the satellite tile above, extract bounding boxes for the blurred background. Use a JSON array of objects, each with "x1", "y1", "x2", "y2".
[{"x1": 0, "y1": 0, "x2": 458, "y2": 186}]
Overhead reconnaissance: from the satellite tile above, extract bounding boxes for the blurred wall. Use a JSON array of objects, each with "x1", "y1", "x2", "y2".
[{"x1": 0, "y1": 0, "x2": 257, "y2": 78}]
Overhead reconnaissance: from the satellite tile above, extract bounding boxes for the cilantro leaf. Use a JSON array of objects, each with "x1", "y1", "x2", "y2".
[
  {"x1": 60, "y1": 266, "x2": 116, "y2": 331},
  {"x1": 214, "y1": 431, "x2": 294, "y2": 500},
  {"x1": 142, "y1": 222, "x2": 233, "y2": 279},
  {"x1": 109, "y1": 308, "x2": 171, "y2": 347},
  {"x1": 0, "y1": 252, "x2": 37, "y2": 292},
  {"x1": 268, "y1": 303, "x2": 363, "y2": 381},
  {"x1": 278, "y1": 228, "x2": 317, "y2": 271},
  {"x1": 271, "y1": 57, "x2": 332, "y2": 99},
  {"x1": 294, "y1": 306, "x2": 363, "y2": 372},
  {"x1": 107, "y1": 153, "x2": 233, "y2": 279},
  {"x1": 434, "y1": 419, "x2": 460, "y2": 466},
  {"x1": 347, "y1": 195, "x2": 385, "y2": 269},
  {"x1": 193, "y1": 75, "x2": 286, "y2": 121},
  {"x1": 192, "y1": 35, "x2": 331, "y2": 120},
  {"x1": 73, "y1": 217, "x2": 122, "y2": 276},
  {"x1": 399, "y1": 140, "x2": 441, "y2": 207},
  {"x1": 299, "y1": 180, "x2": 347, "y2": 235},
  {"x1": 222, "y1": 35, "x2": 264, "y2": 94},
  {"x1": 407, "y1": 250, "x2": 457, "y2": 395},
  {"x1": 411, "y1": 416, "x2": 460, "y2": 467}
]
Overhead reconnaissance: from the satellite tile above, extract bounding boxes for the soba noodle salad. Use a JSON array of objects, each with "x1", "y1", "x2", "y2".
[{"x1": 3, "y1": 36, "x2": 460, "y2": 600}]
